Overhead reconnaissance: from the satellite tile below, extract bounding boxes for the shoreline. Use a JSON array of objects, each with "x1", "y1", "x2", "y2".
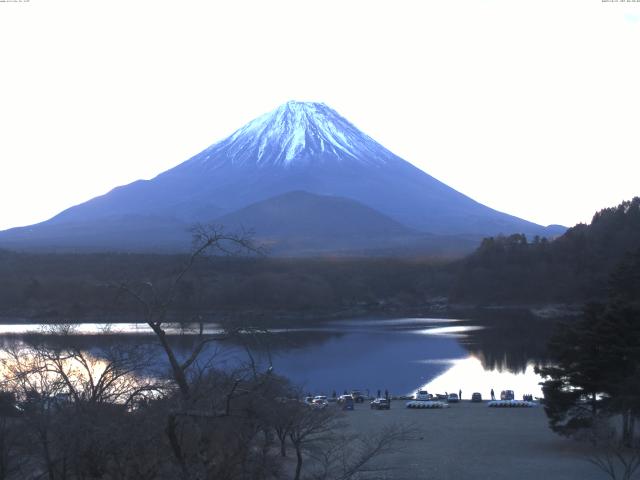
[{"x1": 0, "y1": 303, "x2": 582, "y2": 326}]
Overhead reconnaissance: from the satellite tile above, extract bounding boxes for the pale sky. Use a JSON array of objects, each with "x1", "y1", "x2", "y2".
[{"x1": 1, "y1": 0, "x2": 639, "y2": 231}]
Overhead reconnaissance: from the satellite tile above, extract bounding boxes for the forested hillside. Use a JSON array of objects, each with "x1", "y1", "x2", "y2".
[
  {"x1": 452, "y1": 197, "x2": 640, "y2": 304},
  {"x1": 0, "y1": 252, "x2": 453, "y2": 323}
]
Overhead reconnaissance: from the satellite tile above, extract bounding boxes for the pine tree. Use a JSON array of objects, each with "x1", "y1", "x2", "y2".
[{"x1": 537, "y1": 249, "x2": 640, "y2": 445}]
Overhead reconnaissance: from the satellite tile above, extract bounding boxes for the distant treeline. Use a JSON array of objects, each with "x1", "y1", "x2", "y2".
[
  {"x1": 0, "y1": 252, "x2": 455, "y2": 323},
  {"x1": 1, "y1": 197, "x2": 639, "y2": 322},
  {"x1": 451, "y1": 197, "x2": 640, "y2": 305}
]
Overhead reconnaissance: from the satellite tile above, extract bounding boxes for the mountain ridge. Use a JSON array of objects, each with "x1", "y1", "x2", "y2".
[{"x1": 0, "y1": 101, "x2": 565, "y2": 254}]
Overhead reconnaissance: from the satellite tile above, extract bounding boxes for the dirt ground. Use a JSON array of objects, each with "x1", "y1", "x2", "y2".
[{"x1": 343, "y1": 400, "x2": 605, "y2": 480}]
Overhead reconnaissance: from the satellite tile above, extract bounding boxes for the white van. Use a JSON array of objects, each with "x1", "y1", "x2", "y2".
[{"x1": 415, "y1": 390, "x2": 431, "y2": 401}]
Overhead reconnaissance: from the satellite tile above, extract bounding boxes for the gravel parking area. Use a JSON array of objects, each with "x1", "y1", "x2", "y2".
[{"x1": 343, "y1": 400, "x2": 603, "y2": 480}]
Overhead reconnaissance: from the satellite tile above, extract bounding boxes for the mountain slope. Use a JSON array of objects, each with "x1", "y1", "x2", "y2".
[
  {"x1": 0, "y1": 215, "x2": 191, "y2": 253},
  {"x1": 217, "y1": 191, "x2": 414, "y2": 238},
  {"x1": 215, "y1": 191, "x2": 476, "y2": 255},
  {"x1": 0, "y1": 101, "x2": 563, "y2": 253}
]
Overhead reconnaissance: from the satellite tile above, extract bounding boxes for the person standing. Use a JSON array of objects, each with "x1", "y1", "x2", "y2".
[
  {"x1": 459, "y1": 389, "x2": 462, "y2": 400},
  {"x1": 377, "y1": 389, "x2": 381, "y2": 398},
  {"x1": 385, "y1": 389, "x2": 389, "y2": 400},
  {"x1": 490, "y1": 388, "x2": 495, "y2": 400}
]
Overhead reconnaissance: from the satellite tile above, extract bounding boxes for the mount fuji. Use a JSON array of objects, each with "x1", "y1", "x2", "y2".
[{"x1": 0, "y1": 101, "x2": 564, "y2": 254}]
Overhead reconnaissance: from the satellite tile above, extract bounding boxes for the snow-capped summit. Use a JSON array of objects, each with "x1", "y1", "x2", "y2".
[{"x1": 188, "y1": 101, "x2": 399, "y2": 169}]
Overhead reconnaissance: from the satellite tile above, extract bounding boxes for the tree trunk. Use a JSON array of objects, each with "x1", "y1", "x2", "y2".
[
  {"x1": 622, "y1": 410, "x2": 633, "y2": 447},
  {"x1": 294, "y1": 444, "x2": 303, "y2": 480},
  {"x1": 166, "y1": 413, "x2": 188, "y2": 479},
  {"x1": 149, "y1": 324, "x2": 190, "y2": 398},
  {"x1": 39, "y1": 428, "x2": 56, "y2": 480},
  {"x1": 0, "y1": 417, "x2": 7, "y2": 480}
]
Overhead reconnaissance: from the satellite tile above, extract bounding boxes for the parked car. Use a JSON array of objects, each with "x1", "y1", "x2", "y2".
[
  {"x1": 350, "y1": 390, "x2": 365, "y2": 403},
  {"x1": 500, "y1": 390, "x2": 515, "y2": 400},
  {"x1": 415, "y1": 390, "x2": 431, "y2": 401},
  {"x1": 339, "y1": 395, "x2": 354, "y2": 410},
  {"x1": 311, "y1": 398, "x2": 328, "y2": 409},
  {"x1": 447, "y1": 393, "x2": 459, "y2": 403},
  {"x1": 471, "y1": 392, "x2": 483, "y2": 402},
  {"x1": 370, "y1": 398, "x2": 391, "y2": 410}
]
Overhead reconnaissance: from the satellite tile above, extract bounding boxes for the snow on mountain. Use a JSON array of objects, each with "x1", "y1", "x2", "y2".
[{"x1": 188, "y1": 101, "x2": 398, "y2": 169}]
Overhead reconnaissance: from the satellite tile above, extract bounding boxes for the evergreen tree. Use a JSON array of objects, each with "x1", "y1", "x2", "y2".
[
  {"x1": 536, "y1": 303, "x2": 611, "y2": 436},
  {"x1": 537, "y1": 249, "x2": 640, "y2": 445},
  {"x1": 454, "y1": 197, "x2": 640, "y2": 304}
]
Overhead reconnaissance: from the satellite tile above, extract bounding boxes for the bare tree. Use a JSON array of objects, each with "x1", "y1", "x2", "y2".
[
  {"x1": 284, "y1": 402, "x2": 414, "y2": 480},
  {"x1": 117, "y1": 225, "x2": 259, "y2": 398},
  {"x1": 0, "y1": 391, "x2": 26, "y2": 480},
  {"x1": 1, "y1": 342, "x2": 69, "y2": 480},
  {"x1": 586, "y1": 419, "x2": 640, "y2": 480},
  {"x1": 273, "y1": 401, "x2": 296, "y2": 458},
  {"x1": 1, "y1": 332, "x2": 167, "y2": 480},
  {"x1": 116, "y1": 225, "x2": 267, "y2": 477},
  {"x1": 287, "y1": 405, "x2": 337, "y2": 480},
  {"x1": 308, "y1": 424, "x2": 414, "y2": 480},
  {"x1": 3, "y1": 326, "x2": 163, "y2": 409}
]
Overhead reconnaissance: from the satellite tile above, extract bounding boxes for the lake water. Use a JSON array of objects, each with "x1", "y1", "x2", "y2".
[{"x1": 0, "y1": 315, "x2": 552, "y2": 400}]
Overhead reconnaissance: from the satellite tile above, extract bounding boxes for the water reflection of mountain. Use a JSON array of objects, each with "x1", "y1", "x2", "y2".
[{"x1": 457, "y1": 310, "x2": 560, "y2": 373}]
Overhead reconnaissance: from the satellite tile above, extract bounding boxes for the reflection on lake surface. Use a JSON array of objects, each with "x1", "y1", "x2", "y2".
[
  {"x1": 0, "y1": 323, "x2": 225, "y2": 336},
  {"x1": 422, "y1": 358, "x2": 543, "y2": 399},
  {"x1": 0, "y1": 314, "x2": 555, "y2": 399}
]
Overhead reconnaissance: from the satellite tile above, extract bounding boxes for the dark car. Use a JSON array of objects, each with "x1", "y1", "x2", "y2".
[
  {"x1": 500, "y1": 390, "x2": 515, "y2": 401},
  {"x1": 471, "y1": 392, "x2": 483, "y2": 402},
  {"x1": 338, "y1": 395, "x2": 354, "y2": 410},
  {"x1": 370, "y1": 398, "x2": 391, "y2": 410}
]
